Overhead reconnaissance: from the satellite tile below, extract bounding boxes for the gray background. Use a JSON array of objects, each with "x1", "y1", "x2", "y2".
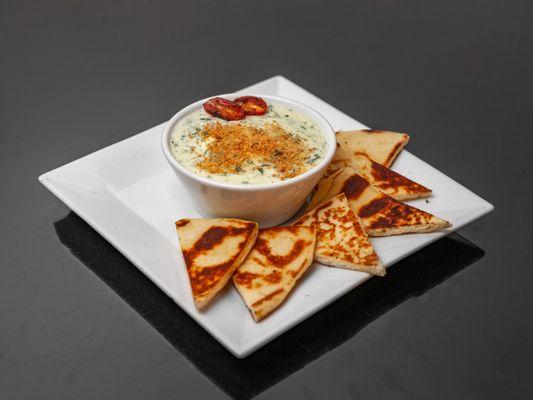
[{"x1": 1, "y1": 1, "x2": 532, "y2": 399}]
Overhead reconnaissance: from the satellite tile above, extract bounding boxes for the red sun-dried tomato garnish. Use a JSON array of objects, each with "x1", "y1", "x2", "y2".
[
  {"x1": 203, "y1": 97, "x2": 245, "y2": 121},
  {"x1": 234, "y1": 96, "x2": 268, "y2": 116}
]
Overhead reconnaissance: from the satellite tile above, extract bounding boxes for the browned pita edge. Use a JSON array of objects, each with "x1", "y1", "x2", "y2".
[
  {"x1": 306, "y1": 168, "x2": 451, "y2": 236},
  {"x1": 232, "y1": 226, "x2": 316, "y2": 322},
  {"x1": 293, "y1": 193, "x2": 385, "y2": 276},
  {"x1": 335, "y1": 129, "x2": 410, "y2": 168},
  {"x1": 175, "y1": 218, "x2": 258, "y2": 309}
]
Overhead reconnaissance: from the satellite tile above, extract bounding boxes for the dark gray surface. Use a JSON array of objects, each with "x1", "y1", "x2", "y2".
[{"x1": 1, "y1": 1, "x2": 532, "y2": 399}]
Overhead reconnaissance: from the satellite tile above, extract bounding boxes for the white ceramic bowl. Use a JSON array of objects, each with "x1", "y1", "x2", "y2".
[{"x1": 161, "y1": 94, "x2": 336, "y2": 227}]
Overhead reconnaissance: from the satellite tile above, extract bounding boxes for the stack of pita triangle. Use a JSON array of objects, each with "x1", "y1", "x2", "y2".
[
  {"x1": 308, "y1": 129, "x2": 450, "y2": 236},
  {"x1": 308, "y1": 167, "x2": 450, "y2": 236},
  {"x1": 291, "y1": 128, "x2": 450, "y2": 276},
  {"x1": 326, "y1": 153, "x2": 432, "y2": 200},
  {"x1": 325, "y1": 130, "x2": 430, "y2": 198}
]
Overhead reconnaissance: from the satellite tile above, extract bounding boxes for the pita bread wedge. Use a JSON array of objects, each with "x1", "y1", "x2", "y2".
[
  {"x1": 307, "y1": 168, "x2": 451, "y2": 236},
  {"x1": 334, "y1": 129, "x2": 409, "y2": 168},
  {"x1": 175, "y1": 218, "x2": 258, "y2": 309},
  {"x1": 325, "y1": 153, "x2": 431, "y2": 201},
  {"x1": 293, "y1": 193, "x2": 384, "y2": 276},
  {"x1": 306, "y1": 168, "x2": 346, "y2": 211},
  {"x1": 233, "y1": 226, "x2": 316, "y2": 322}
]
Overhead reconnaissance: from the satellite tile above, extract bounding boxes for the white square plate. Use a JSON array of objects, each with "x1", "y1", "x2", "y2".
[{"x1": 39, "y1": 76, "x2": 493, "y2": 358}]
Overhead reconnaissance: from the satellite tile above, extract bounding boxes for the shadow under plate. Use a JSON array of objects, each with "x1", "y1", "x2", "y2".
[{"x1": 54, "y1": 212, "x2": 484, "y2": 400}]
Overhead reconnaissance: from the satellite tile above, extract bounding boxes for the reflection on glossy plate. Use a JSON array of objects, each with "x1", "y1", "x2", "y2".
[{"x1": 39, "y1": 75, "x2": 494, "y2": 358}]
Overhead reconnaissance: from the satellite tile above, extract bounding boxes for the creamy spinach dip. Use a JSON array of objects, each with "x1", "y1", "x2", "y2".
[{"x1": 169, "y1": 102, "x2": 326, "y2": 184}]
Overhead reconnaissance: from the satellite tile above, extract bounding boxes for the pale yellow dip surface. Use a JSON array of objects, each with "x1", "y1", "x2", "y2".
[{"x1": 169, "y1": 102, "x2": 326, "y2": 184}]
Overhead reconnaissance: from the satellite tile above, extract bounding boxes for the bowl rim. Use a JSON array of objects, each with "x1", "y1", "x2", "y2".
[{"x1": 161, "y1": 93, "x2": 336, "y2": 192}]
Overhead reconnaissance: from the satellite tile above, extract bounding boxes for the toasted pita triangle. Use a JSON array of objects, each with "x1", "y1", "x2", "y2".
[
  {"x1": 334, "y1": 129, "x2": 409, "y2": 168},
  {"x1": 307, "y1": 168, "x2": 451, "y2": 236},
  {"x1": 306, "y1": 168, "x2": 347, "y2": 211},
  {"x1": 325, "y1": 153, "x2": 431, "y2": 200},
  {"x1": 175, "y1": 218, "x2": 258, "y2": 309},
  {"x1": 293, "y1": 193, "x2": 384, "y2": 276},
  {"x1": 233, "y1": 226, "x2": 316, "y2": 321}
]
